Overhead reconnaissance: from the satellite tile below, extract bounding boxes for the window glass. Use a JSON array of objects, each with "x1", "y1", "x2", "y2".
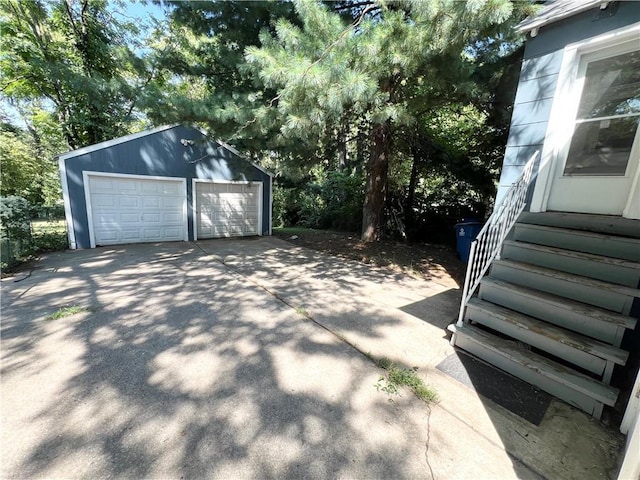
[
  {"x1": 565, "y1": 49, "x2": 640, "y2": 176},
  {"x1": 577, "y1": 50, "x2": 640, "y2": 119},
  {"x1": 564, "y1": 117, "x2": 639, "y2": 175}
]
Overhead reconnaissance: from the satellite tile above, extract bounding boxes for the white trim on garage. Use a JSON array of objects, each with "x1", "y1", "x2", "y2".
[
  {"x1": 58, "y1": 157, "x2": 77, "y2": 249},
  {"x1": 269, "y1": 175, "x2": 273, "y2": 236},
  {"x1": 192, "y1": 179, "x2": 263, "y2": 241},
  {"x1": 83, "y1": 171, "x2": 188, "y2": 248}
]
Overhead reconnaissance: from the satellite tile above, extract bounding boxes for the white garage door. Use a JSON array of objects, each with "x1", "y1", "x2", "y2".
[
  {"x1": 87, "y1": 174, "x2": 187, "y2": 247},
  {"x1": 196, "y1": 182, "x2": 261, "y2": 238}
]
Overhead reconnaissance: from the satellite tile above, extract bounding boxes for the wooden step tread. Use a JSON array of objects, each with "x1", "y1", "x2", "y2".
[
  {"x1": 454, "y1": 323, "x2": 620, "y2": 406},
  {"x1": 514, "y1": 223, "x2": 640, "y2": 247},
  {"x1": 518, "y1": 212, "x2": 640, "y2": 239},
  {"x1": 502, "y1": 239, "x2": 640, "y2": 270},
  {"x1": 492, "y1": 259, "x2": 640, "y2": 298},
  {"x1": 480, "y1": 277, "x2": 637, "y2": 330},
  {"x1": 467, "y1": 297, "x2": 628, "y2": 365}
]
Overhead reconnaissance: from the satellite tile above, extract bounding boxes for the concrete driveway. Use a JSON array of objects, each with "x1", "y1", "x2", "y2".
[{"x1": 1, "y1": 238, "x2": 621, "y2": 479}]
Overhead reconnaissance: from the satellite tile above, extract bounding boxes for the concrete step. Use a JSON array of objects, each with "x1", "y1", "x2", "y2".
[
  {"x1": 450, "y1": 323, "x2": 620, "y2": 419},
  {"x1": 465, "y1": 298, "x2": 628, "y2": 376},
  {"x1": 501, "y1": 239, "x2": 640, "y2": 287},
  {"x1": 478, "y1": 277, "x2": 636, "y2": 346},
  {"x1": 511, "y1": 223, "x2": 640, "y2": 262},
  {"x1": 490, "y1": 259, "x2": 640, "y2": 315},
  {"x1": 518, "y1": 212, "x2": 640, "y2": 239}
]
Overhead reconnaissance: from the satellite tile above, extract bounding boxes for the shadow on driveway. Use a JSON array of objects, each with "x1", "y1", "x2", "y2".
[{"x1": 2, "y1": 241, "x2": 434, "y2": 478}]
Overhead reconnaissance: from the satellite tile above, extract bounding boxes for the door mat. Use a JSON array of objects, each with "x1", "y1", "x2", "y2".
[{"x1": 436, "y1": 350, "x2": 552, "y2": 426}]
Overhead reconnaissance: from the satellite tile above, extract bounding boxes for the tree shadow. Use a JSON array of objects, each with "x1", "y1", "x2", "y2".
[{"x1": 1, "y1": 241, "x2": 432, "y2": 478}]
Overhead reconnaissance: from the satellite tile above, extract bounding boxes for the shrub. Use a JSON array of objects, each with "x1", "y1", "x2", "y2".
[
  {"x1": 0, "y1": 196, "x2": 31, "y2": 241},
  {"x1": 276, "y1": 171, "x2": 364, "y2": 232}
]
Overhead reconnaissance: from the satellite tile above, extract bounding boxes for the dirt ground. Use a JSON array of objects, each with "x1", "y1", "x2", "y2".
[{"x1": 273, "y1": 228, "x2": 466, "y2": 288}]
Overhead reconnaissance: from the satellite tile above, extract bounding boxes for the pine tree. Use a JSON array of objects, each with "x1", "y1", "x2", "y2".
[{"x1": 244, "y1": 0, "x2": 534, "y2": 241}]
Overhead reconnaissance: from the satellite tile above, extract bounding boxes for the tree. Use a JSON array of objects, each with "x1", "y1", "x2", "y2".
[
  {"x1": 0, "y1": 0, "x2": 149, "y2": 149},
  {"x1": 243, "y1": 0, "x2": 535, "y2": 241},
  {"x1": 0, "y1": 107, "x2": 65, "y2": 205}
]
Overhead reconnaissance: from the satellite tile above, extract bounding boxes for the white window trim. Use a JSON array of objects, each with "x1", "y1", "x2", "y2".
[
  {"x1": 530, "y1": 22, "x2": 640, "y2": 213},
  {"x1": 192, "y1": 179, "x2": 263, "y2": 241},
  {"x1": 83, "y1": 171, "x2": 188, "y2": 249}
]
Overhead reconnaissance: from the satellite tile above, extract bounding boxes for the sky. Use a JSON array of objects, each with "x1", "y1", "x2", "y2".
[
  {"x1": 118, "y1": 0, "x2": 167, "y2": 24},
  {"x1": 1, "y1": 0, "x2": 170, "y2": 126}
]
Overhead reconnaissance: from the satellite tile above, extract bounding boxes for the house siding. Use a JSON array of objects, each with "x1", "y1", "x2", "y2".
[
  {"x1": 496, "y1": 1, "x2": 640, "y2": 205},
  {"x1": 62, "y1": 125, "x2": 271, "y2": 248}
]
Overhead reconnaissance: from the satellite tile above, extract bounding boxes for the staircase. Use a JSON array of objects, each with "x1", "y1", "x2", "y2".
[{"x1": 450, "y1": 211, "x2": 640, "y2": 420}]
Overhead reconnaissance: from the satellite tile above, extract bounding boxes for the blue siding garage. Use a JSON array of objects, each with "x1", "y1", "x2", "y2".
[{"x1": 58, "y1": 124, "x2": 272, "y2": 249}]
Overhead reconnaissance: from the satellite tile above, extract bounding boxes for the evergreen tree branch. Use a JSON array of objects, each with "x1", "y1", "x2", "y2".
[{"x1": 229, "y1": 2, "x2": 376, "y2": 143}]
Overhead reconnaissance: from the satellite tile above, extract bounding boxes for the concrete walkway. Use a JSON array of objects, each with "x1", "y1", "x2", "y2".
[{"x1": 1, "y1": 238, "x2": 624, "y2": 479}]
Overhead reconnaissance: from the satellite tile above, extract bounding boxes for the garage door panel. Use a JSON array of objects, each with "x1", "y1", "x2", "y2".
[
  {"x1": 95, "y1": 229, "x2": 119, "y2": 242},
  {"x1": 88, "y1": 175, "x2": 186, "y2": 246},
  {"x1": 92, "y1": 195, "x2": 117, "y2": 208},
  {"x1": 120, "y1": 197, "x2": 139, "y2": 208},
  {"x1": 122, "y1": 229, "x2": 141, "y2": 240},
  {"x1": 163, "y1": 212, "x2": 183, "y2": 223},
  {"x1": 118, "y1": 181, "x2": 137, "y2": 193},
  {"x1": 164, "y1": 227, "x2": 184, "y2": 238},
  {"x1": 142, "y1": 197, "x2": 160, "y2": 208},
  {"x1": 196, "y1": 182, "x2": 260, "y2": 239},
  {"x1": 143, "y1": 213, "x2": 161, "y2": 223}
]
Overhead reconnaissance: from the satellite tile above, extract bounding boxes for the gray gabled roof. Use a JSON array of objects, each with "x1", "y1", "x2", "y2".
[{"x1": 518, "y1": 0, "x2": 613, "y2": 34}]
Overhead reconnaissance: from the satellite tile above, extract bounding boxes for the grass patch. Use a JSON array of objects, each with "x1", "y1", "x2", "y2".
[
  {"x1": 31, "y1": 219, "x2": 66, "y2": 235},
  {"x1": 375, "y1": 357, "x2": 439, "y2": 404},
  {"x1": 46, "y1": 305, "x2": 91, "y2": 320}
]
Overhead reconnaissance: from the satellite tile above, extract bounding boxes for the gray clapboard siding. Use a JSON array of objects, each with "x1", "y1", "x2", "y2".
[
  {"x1": 478, "y1": 277, "x2": 635, "y2": 346},
  {"x1": 452, "y1": 324, "x2": 619, "y2": 418},
  {"x1": 524, "y1": 1, "x2": 640, "y2": 58},
  {"x1": 465, "y1": 298, "x2": 627, "y2": 376},
  {"x1": 495, "y1": 1, "x2": 639, "y2": 208},
  {"x1": 510, "y1": 98, "x2": 555, "y2": 126},
  {"x1": 511, "y1": 223, "x2": 640, "y2": 262},
  {"x1": 501, "y1": 239, "x2": 640, "y2": 287}
]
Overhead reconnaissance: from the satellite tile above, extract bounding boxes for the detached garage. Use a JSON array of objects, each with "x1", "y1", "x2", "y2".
[{"x1": 58, "y1": 124, "x2": 272, "y2": 249}]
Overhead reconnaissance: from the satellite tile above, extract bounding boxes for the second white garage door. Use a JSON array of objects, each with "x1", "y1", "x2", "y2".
[
  {"x1": 195, "y1": 181, "x2": 261, "y2": 238},
  {"x1": 86, "y1": 174, "x2": 187, "y2": 247}
]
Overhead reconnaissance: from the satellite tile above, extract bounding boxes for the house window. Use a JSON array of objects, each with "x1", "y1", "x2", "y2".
[{"x1": 564, "y1": 49, "x2": 640, "y2": 176}]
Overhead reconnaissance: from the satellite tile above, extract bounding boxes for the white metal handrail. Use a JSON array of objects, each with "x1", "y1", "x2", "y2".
[{"x1": 456, "y1": 150, "x2": 539, "y2": 326}]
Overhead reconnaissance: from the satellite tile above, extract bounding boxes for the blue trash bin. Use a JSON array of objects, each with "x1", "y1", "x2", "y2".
[{"x1": 455, "y1": 221, "x2": 483, "y2": 263}]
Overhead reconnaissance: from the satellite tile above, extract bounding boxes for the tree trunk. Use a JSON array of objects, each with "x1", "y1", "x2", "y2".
[
  {"x1": 361, "y1": 120, "x2": 391, "y2": 242},
  {"x1": 404, "y1": 144, "x2": 421, "y2": 234}
]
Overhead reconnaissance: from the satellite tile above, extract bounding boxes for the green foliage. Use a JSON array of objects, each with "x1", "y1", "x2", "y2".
[
  {"x1": 0, "y1": 0, "x2": 148, "y2": 148},
  {"x1": 275, "y1": 170, "x2": 364, "y2": 231},
  {"x1": 46, "y1": 305, "x2": 90, "y2": 320},
  {"x1": 374, "y1": 358, "x2": 438, "y2": 404},
  {"x1": 0, "y1": 196, "x2": 31, "y2": 240},
  {"x1": 0, "y1": 197, "x2": 67, "y2": 271},
  {"x1": 0, "y1": 109, "x2": 65, "y2": 205}
]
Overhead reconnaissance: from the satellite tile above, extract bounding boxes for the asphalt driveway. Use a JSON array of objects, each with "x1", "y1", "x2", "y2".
[{"x1": 2, "y1": 237, "x2": 616, "y2": 479}]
